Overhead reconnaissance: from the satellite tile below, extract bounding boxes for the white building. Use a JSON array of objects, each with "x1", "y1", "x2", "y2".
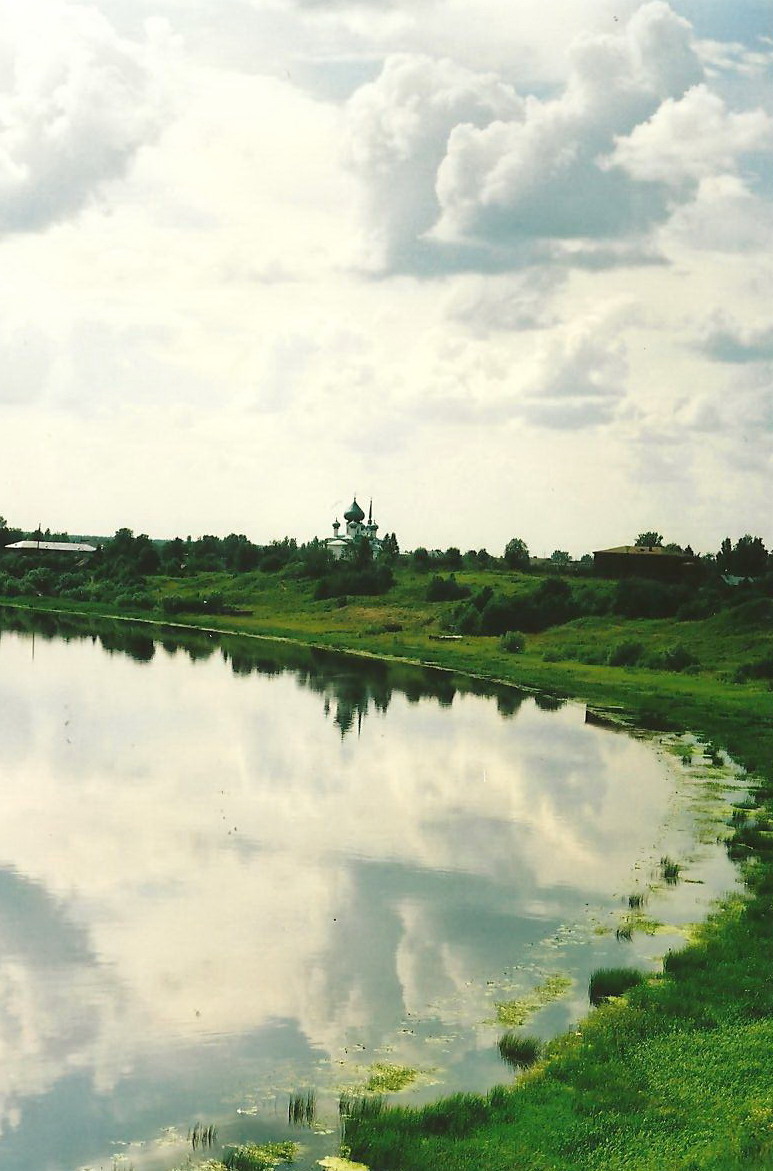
[{"x1": 326, "y1": 497, "x2": 381, "y2": 560}]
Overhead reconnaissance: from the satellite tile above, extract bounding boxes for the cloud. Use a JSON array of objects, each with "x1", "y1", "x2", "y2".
[
  {"x1": 344, "y1": 52, "x2": 522, "y2": 270},
  {"x1": 698, "y1": 314, "x2": 773, "y2": 362},
  {"x1": 0, "y1": 3, "x2": 172, "y2": 233},
  {"x1": 442, "y1": 269, "x2": 564, "y2": 333},
  {"x1": 517, "y1": 314, "x2": 630, "y2": 430},
  {"x1": 661, "y1": 172, "x2": 773, "y2": 252},
  {"x1": 604, "y1": 83, "x2": 773, "y2": 185},
  {"x1": 345, "y1": 3, "x2": 710, "y2": 273}
]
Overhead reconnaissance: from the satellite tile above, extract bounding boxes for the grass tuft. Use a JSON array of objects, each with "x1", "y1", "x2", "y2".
[
  {"x1": 497, "y1": 1032, "x2": 542, "y2": 1070},
  {"x1": 588, "y1": 967, "x2": 645, "y2": 1006}
]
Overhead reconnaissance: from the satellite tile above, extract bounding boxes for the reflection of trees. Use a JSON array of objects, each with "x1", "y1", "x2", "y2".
[{"x1": 0, "y1": 607, "x2": 535, "y2": 738}]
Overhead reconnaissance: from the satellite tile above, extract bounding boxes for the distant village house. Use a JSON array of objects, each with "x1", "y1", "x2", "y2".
[
  {"x1": 593, "y1": 545, "x2": 698, "y2": 581},
  {"x1": 4, "y1": 540, "x2": 97, "y2": 554}
]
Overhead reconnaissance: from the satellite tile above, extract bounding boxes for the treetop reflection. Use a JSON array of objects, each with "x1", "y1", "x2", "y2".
[{"x1": 0, "y1": 606, "x2": 536, "y2": 736}]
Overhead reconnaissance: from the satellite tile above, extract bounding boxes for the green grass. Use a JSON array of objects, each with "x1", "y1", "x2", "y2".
[{"x1": 2, "y1": 569, "x2": 773, "y2": 1169}]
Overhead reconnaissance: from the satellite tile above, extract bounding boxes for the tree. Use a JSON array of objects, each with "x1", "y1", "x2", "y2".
[
  {"x1": 380, "y1": 532, "x2": 400, "y2": 562},
  {"x1": 550, "y1": 550, "x2": 571, "y2": 567},
  {"x1": 635, "y1": 532, "x2": 663, "y2": 548},
  {"x1": 411, "y1": 546, "x2": 431, "y2": 573},
  {"x1": 717, "y1": 534, "x2": 769, "y2": 577},
  {"x1": 504, "y1": 537, "x2": 530, "y2": 571}
]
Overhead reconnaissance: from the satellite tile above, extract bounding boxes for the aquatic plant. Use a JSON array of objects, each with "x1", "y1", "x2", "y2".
[
  {"x1": 339, "y1": 1093, "x2": 386, "y2": 1122},
  {"x1": 288, "y1": 1089, "x2": 316, "y2": 1126},
  {"x1": 189, "y1": 1122, "x2": 218, "y2": 1149},
  {"x1": 497, "y1": 1032, "x2": 541, "y2": 1070},
  {"x1": 494, "y1": 973, "x2": 572, "y2": 1027},
  {"x1": 588, "y1": 967, "x2": 645, "y2": 1006},
  {"x1": 223, "y1": 1141, "x2": 298, "y2": 1170},
  {"x1": 660, "y1": 856, "x2": 681, "y2": 884},
  {"x1": 364, "y1": 1062, "x2": 418, "y2": 1093}
]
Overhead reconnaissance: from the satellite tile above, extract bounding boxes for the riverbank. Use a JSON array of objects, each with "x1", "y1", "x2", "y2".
[{"x1": 2, "y1": 584, "x2": 773, "y2": 1169}]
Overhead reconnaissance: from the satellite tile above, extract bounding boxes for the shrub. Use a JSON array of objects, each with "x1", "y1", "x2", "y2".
[
  {"x1": 314, "y1": 565, "x2": 394, "y2": 599},
  {"x1": 426, "y1": 574, "x2": 471, "y2": 602},
  {"x1": 613, "y1": 578, "x2": 688, "y2": 619},
  {"x1": 588, "y1": 967, "x2": 645, "y2": 1005},
  {"x1": 646, "y1": 644, "x2": 699, "y2": 672},
  {"x1": 734, "y1": 654, "x2": 773, "y2": 683},
  {"x1": 499, "y1": 630, "x2": 526, "y2": 654},
  {"x1": 608, "y1": 640, "x2": 644, "y2": 667}
]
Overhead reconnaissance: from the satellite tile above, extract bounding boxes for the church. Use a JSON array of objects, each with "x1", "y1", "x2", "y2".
[{"x1": 325, "y1": 497, "x2": 381, "y2": 560}]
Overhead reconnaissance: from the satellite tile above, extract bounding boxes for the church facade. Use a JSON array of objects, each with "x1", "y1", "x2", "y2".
[{"x1": 326, "y1": 497, "x2": 381, "y2": 560}]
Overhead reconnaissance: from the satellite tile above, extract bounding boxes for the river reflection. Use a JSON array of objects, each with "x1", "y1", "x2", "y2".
[{"x1": 0, "y1": 610, "x2": 743, "y2": 1171}]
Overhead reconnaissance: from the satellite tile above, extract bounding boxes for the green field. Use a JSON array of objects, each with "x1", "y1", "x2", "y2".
[{"x1": 2, "y1": 563, "x2": 773, "y2": 1169}]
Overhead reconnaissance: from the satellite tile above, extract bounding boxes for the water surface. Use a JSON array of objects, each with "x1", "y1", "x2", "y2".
[{"x1": 0, "y1": 611, "x2": 744, "y2": 1170}]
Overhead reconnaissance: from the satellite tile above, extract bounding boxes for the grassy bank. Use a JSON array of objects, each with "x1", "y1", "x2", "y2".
[{"x1": 2, "y1": 569, "x2": 773, "y2": 1169}]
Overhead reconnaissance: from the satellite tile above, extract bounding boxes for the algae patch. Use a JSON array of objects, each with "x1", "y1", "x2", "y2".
[
  {"x1": 492, "y1": 974, "x2": 572, "y2": 1027},
  {"x1": 318, "y1": 1158, "x2": 369, "y2": 1171},
  {"x1": 364, "y1": 1062, "x2": 419, "y2": 1093}
]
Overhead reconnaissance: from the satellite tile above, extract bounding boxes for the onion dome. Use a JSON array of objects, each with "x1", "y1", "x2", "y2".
[{"x1": 344, "y1": 498, "x2": 365, "y2": 523}]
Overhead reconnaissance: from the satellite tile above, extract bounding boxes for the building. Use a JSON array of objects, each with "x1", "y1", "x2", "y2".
[
  {"x1": 3, "y1": 540, "x2": 97, "y2": 554},
  {"x1": 593, "y1": 545, "x2": 698, "y2": 580},
  {"x1": 326, "y1": 497, "x2": 381, "y2": 561}
]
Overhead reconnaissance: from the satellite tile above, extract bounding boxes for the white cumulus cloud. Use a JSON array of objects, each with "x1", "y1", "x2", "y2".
[
  {"x1": 605, "y1": 83, "x2": 773, "y2": 185},
  {"x1": 0, "y1": 1, "x2": 172, "y2": 233}
]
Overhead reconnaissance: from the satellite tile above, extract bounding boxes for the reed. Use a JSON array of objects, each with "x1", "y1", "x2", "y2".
[
  {"x1": 288, "y1": 1089, "x2": 316, "y2": 1127},
  {"x1": 189, "y1": 1121, "x2": 218, "y2": 1150},
  {"x1": 660, "y1": 856, "x2": 681, "y2": 884}
]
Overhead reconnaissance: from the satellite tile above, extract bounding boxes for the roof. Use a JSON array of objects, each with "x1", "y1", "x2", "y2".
[
  {"x1": 593, "y1": 545, "x2": 690, "y2": 558},
  {"x1": 4, "y1": 540, "x2": 97, "y2": 553},
  {"x1": 344, "y1": 498, "x2": 365, "y2": 523}
]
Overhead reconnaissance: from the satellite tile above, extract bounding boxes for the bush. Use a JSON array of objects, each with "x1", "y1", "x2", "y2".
[
  {"x1": 613, "y1": 578, "x2": 688, "y2": 619},
  {"x1": 608, "y1": 640, "x2": 644, "y2": 667},
  {"x1": 499, "y1": 630, "x2": 526, "y2": 654},
  {"x1": 588, "y1": 967, "x2": 645, "y2": 1005},
  {"x1": 646, "y1": 644, "x2": 699, "y2": 672},
  {"x1": 314, "y1": 565, "x2": 394, "y2": 599},
  {"x1": 426, "y1": 574, "x2": 471, "y2": 602},
  {"x1": 734, "y1": 654, "x2": 773, "y2": 683}
]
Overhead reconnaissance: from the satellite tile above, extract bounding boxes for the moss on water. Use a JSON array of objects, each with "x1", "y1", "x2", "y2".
[
  {"x1": 493, "y1": 975, "x2": 572, "y2": 1028},
  {"x1": 364, "y1": 1063, "x2": 419, "y2": 1093}
]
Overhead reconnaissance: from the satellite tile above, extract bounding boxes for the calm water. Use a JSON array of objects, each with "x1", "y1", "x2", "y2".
[{"x1": 0, "y1": 611, "x2": 744, "y2": 1171}]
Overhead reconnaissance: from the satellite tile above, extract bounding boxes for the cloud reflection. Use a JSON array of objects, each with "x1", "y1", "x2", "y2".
[{"x1": 0, "y1": 617, "x2": 738, "y2": 1164}]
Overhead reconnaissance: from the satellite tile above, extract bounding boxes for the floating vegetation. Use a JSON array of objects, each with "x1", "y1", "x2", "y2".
[
  {"x1": 627, "y1": 892, "x2": 646, "y2": 909},
  {"x1": 317, "y1": 1159, "x2": 369, "y2": 1171},
  {"x1": 364, "y1": 1062, "x2": 418, "y2": 1093},
  {"x1": 189, "y1": 1122, "x2": 218, "y2": 1150},
  {"x1": 497, "y1": 1032, "x2": 541, "y2": 1070},
  {"x1": 616, "y1": 910, "x2": 663, "y2": 941},
  {"x1": 223, "y1": 1141, "x2": 298, "y2": 1170},
  {"x1": 588, "y1": 967, "x2": 645, "y2": 1006},
  {"x1": 288, "y1": 1089, "x2": 316, "y2": 1127},
  {"x1": 493, "y1": 974, "x2": 572, "y2": 1027},
  {"x1": 660, "y1": 855, "x2": 682, "y2": 884}
]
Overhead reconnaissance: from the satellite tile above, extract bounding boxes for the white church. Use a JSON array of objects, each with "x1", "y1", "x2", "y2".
[{"x1": 325, "y1": 497, "x2": 381, "y2": 560}]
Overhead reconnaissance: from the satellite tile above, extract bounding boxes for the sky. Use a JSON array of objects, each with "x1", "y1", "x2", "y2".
[{"x1": 0, "y1": 0, "x2": 771, "y2": 557}]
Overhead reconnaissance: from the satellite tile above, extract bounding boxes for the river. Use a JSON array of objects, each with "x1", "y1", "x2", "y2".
[{"x1": 0, "y1": 610, "x2": 745, "y2": 1171}]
